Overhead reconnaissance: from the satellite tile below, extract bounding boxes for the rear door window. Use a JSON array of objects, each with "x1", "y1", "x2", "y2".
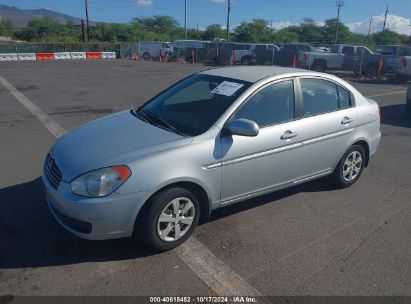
[
  {"x1": 301, "y1": 79, "x2": 338, "y2": 116},
  {"x1": 342, "y1": 47, "x2": 354, "y2": 55}
]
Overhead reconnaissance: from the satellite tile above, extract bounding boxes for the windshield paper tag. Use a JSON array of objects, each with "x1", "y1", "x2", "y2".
[{"x1": 211, "y1": 81, "x2": 244, "y2": 96}]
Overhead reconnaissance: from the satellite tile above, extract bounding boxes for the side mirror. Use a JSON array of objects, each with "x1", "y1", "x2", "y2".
[{"x1": 226, "y1": 118, "x2": 259, "y2": 137}]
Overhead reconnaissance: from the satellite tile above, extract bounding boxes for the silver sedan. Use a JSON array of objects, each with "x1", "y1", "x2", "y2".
[{"x1": 42, "y1": 66, "x2": 381, "y2": 251}]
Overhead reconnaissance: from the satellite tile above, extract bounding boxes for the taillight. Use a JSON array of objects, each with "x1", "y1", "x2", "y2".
[
  {"x1": 303, "y1": 53, "x2": 308, "y2": 61},
  {"x1": 401, "y1": 58, "x2": 407, "y2": 67}
]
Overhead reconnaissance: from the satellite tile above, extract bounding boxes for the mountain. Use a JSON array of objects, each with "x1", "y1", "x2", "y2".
[{"x1": 0, "y1": 4, "x2": 82, "y2": 27}]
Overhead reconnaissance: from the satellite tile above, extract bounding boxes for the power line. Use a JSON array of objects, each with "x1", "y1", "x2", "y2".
[{"x1": 334, "y1": 0, "x2": 344, "y2": 44}]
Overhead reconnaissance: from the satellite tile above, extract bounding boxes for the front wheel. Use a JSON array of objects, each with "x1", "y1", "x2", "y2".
[
  {"x1": 137, "y1": 188, "x2": 200, "y2": 251},
  {"x1": 331, "y1": 145, "x2": 366, "y2": 188}
]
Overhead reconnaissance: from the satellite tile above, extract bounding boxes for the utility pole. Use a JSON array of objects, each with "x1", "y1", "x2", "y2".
[
  {"x1": 226, "y1": 0, "x2": 231, "y2": 41},
  {"x1": 85, "y1": 0, "x2": 90, "y2": 41},
  {"x1": 81, "y1": 19, "x2": 86, "y2": 43},
  {"x1": 185, "y1": 0, "x2": 187, "y2": 39},
  {"x1": 334, "y1": 0, "x2": 344, "y2": 44},
  {"x1": 382, "y1": 4, "x2": 389, "y2": 32},
  {"x1": 359, "y1": 16, "x2": 373, "y2": 77}
]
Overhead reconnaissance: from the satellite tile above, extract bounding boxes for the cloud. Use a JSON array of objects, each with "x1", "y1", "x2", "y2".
[
  {"x1": 271, "y1": 21, "x2": 299, "y2": 30},
  {"x1": 208, "y1": 0, "x2": 225, "y2": 3},
  {"x1": 136, "y1": 0, "x2": 153, "y2": 7},
  {"x1": 347, "y1": 14, "x2": 411, "y2": 35}
]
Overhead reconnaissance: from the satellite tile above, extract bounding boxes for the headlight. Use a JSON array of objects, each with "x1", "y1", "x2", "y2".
[{"x1": 70, "y1": 166, "x2": 131, "y2": 197}]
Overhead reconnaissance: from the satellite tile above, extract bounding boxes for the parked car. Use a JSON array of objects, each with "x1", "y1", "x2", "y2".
[
  {"x1": 299, "y1": 44, "x2": 373, "y2": 72},
  {"x1": 138, "y1": 41, "x2": 173, "y2": 60},
  {"x1": 275, "y1": 43, "x2": 314, "y2": 67},
  {"x1": 407, "y1": 85, "x2": 411, "y2": 112},
  {"x1": 252, "y1": 44, "x2": 280, "y2": 65},
  {"x1": 354, "y1": 45, "x2": 411, "y2": 79},
  {"x1": 43, "y1": 67, "x2": 381, "y2": 251},
  {"x1": 234, "y1": 44, "x2": 279, "y2": 65}
]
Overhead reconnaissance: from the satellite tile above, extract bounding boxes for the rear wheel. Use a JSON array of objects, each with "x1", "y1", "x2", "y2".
[
  {"x1": 331, "y1": 145, "x2": 365, "y2": 188},
  {"x1": 364, "y1": 63, "x2": 378, "y2": 78},
  {"x1": 137, "y1": 188, "x2": 200, "y2": 251},
  {"x1": 243, "y1": 56, "x2": 251, "y2": 66},
  {"x1": 143, "y1": 52, "x2": 150, "y2": 60},
  {"x1": 312, "y1": 61, "x2": 326, "y2": 72}
]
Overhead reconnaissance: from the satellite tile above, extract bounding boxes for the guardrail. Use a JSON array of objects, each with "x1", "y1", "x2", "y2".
[{"x1": 0, "y1": 51, "x2": 117, "y2": 62}]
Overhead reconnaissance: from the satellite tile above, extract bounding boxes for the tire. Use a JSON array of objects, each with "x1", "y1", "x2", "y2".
[
  {"x1": 312, "y1": 61, "x2": 326, "y2": 73},
  {"x1": 143, "y1": 52, "x2": 150, "y2": 60},
  {"x1": 365, "y1": 63, "x2": 378, "y2": 78},
  {"x1": 137, "y1": 187, "x2": 200, "y2": 251},
  {"x1": 243, "y1": 56, "x2": 251, "y2": 66},
  {"x1": 331, "y1": 145, "x2": 366, "y2": 188}
]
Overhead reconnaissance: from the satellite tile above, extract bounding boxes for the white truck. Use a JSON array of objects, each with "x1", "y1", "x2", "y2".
[
  {"x1": 234, "y1": 44, "x2": 279, "y2": 65},
  {"x1": 138, "y1": 41, "x2": 173, "y2": 60},
  {"x1": 298, "y1": 44, "x2": 373, "y2": 72}
]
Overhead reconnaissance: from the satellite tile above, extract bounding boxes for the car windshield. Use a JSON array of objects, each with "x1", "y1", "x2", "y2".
[{"x1": 137, "y1": 74, "x2": 252, "y2": 136}]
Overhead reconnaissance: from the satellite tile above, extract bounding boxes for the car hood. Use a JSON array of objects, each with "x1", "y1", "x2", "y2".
[{"x1": 51, "y1": 110, "x2": 191, "y2": 181}]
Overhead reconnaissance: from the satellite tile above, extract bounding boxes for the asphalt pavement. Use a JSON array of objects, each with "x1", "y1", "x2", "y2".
[{"x1": 0, "y1": 60, "x2": 410, "y2": 297}]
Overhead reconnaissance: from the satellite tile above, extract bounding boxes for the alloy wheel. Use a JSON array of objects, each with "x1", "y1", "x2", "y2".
[{"x1": 157, "y1": 197, "x2": 195, "y2": 242}]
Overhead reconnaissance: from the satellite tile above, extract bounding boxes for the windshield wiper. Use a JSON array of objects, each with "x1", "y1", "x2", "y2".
[{"x1": 135, "y1": 108, "x2": 185, "y2": 136}]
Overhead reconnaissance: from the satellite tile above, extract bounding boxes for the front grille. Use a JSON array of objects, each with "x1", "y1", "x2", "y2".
[{"x1": 45, "y1": 153, "x2": 62, "y2": 189}]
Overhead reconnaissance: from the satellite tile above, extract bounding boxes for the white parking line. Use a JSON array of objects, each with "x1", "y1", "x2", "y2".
[
  {"x1": 0, "y1": 75, "x2": 66, "y2": 138},
  {"x1": 0, "y1": 74, "x2": 261, "y2": 297},
  {"x1": 177, "y1": 237, "x2": 261, "y2": 296},
  {"x1": 366, "y1": 90, "x2": 406, "y2": 98}
]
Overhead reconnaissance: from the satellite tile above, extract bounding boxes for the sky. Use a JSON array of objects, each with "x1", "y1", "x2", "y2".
[{"x1": 3, "y1": 0, "x2": 411, "y2": 35}]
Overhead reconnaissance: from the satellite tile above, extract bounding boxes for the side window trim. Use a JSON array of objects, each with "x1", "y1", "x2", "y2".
[
  {"x1": 225, "y1": 78, "x2": 298, "y2": 129},
  {"x1": 296, "y1": 76, "x2": 355, "y2": 118}
]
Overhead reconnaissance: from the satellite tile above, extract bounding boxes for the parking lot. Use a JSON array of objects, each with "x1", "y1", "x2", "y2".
[{"x1": 0, "y1": 60, "x2": 410, "y2": 297}]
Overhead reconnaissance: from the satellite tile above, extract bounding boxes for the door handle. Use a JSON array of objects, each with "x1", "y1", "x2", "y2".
[
  {"x1": 341, "y1": 117, "x2": 354, "y2": 124},
  {"x1": 281, "y1": 130, "x2": 299, "y2": 140}
]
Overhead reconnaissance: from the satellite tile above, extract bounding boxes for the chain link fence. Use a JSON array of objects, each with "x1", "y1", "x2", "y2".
[{"x1": 1, "y1": 41, "x2": 410, "y2": 81}]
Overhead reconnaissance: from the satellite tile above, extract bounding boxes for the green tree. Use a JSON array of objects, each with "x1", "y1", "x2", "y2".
[
  {"x1": 0, "y1": 19, "x2": 14, "y2": 37},
  {"x1": 202, "y1": 24, "x2": 224, "y2": 40},
  {"x1": 17, "y1": 17, "x2": 61, "y2": 42},
  {"x1": 372, "y1": 30, "x2": 408, "y2": 46},
  {"x1": 273, "y1": 26, "x2": 300, "y2": 43},
  {"x1": 132, "y1": 15, "x2": 179, "y2": 35},
  {"x1": 234, "y1": 19, "x2": 273, "y2": 42},
  {"x1": 299, "y1": 18, "x2": 324, "y2": 44},
  {"x1": 322, "y1": 18, "x2": 352, "y2": 44}
]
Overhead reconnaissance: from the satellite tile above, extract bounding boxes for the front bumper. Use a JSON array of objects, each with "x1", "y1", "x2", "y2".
[{"x1": 42, "y1": 174, "x2": 151, "y2": 240}]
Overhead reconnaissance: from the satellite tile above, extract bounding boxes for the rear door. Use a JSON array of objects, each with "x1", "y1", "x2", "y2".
[
  {"x1": 220, "y1": 79, "x2": 303, "y2": 204},
  {"x1": 293, "y1": 77, "x2": 359, "y2": 180}
]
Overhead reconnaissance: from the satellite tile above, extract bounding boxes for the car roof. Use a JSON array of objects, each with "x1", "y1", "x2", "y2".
[{"x1": 199, "y1": 66, "x2": 308, "y2": 83}]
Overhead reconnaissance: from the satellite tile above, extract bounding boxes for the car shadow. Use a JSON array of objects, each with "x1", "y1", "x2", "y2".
[
  {"x1": 380, "y1": 104, "x2": 411, "y2": 128},
  {"x1": 0, "y1": 178, "x2": 153, "y2": 269},
  {"x1": 0, "y1": 176, "x2": 334, "y2": 269}
]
